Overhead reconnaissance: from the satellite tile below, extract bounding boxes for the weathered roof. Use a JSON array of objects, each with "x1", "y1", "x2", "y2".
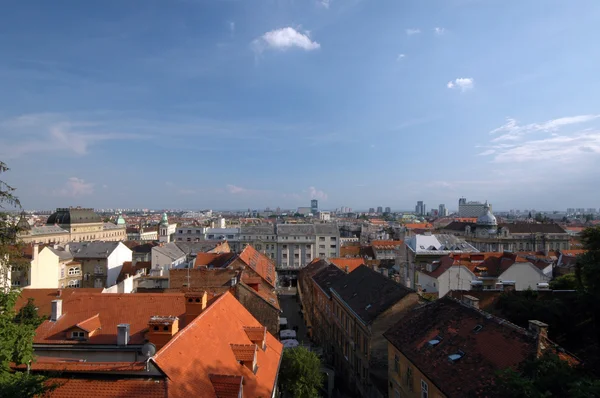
[
  {"x1": 276, "y1": 224, "x2": 315, "y2": 236},
  {"x1": 240, "y1": 224, "x2": 275, "y2": 235},
  {"x1": 41, "y1": 377, "x2": 168, "y2": 398},
  {"x1": 329, "y1": 265, "x2": 414, "y2": 325},
  {"x1": 47, "y1": 207, "x2": 102, "y2": 225},
  {"x1": 312, "y1": 264, "x2": 346, "y2": 297},
  {"x1": 175, "y1": 241, "x2": 228, "y2": 256},
  {"x1": 69, "y1": 242, "x2": 125, "y2": 259},
  {"x1": 29, "y1": 225, "x2": 70, "y2": 236},
  {"x1": 194, "y1": 253, "x2": 236, "y2": 268},
  {"x1": 498, "y1": 223, "x2": 567, "y2": 234},
  {"x1": 152, "y1": 243, "x2": 186, "y2": 261},
  {"x1": 314, "y1": 223, "x2": 339, "y2": 235},
  {"x1": 383, "y1": 298, "x2": 545, "y2": 398},
  {"x1": 406, "y1": 234, "x2": 478, "y2": 254},
  {"x1": 238, "y1": 245, "x2": 277, "y2": 288}
]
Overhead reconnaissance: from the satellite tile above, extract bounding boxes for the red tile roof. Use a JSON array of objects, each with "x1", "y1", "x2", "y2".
[
  {"x1": 14, "y1": 359, "x2": 146, "y2": 373},
  {"x1": 75, "y1": 313, "x2": 101, "y2": 333},
  {"x1": 238, "y1": 245, "x2": 277, "y2": 288},
  {"x1": 339, "y1": 245, "x2": 361, "y2": 257},
  {"x1": 404, "y1": 223, "x2": 433, "y2": 229},
  {"x1": 15, "y1": 288, "x2": 103, "y2": 317},
  {"x1": 371, "y1": 240, "x2": 404, "y2": 249},
  {"x1": 328, "y1": 258, "x2": 365, "y2": 273},
  {"x1": 152, "y1": 291, "x2": 283, "y2": 398},
  {"x1": 117, "y1": 261, "x2": 151, "y2": 283},
  {"x1": 209, "y1": 374, "x2": 243, "y2": 398},
  {"x1": 42, "y1": 377, "x2": 167, "y2": 398},
  {"x1": 194, "y1": 253, "x2": 236, "y2": 268},
  {"x1": 34, "y1": 293, "x2": 186, "y2": 345},
  {"x1": 230, "y1": 344, "x2": 257, "y2": 361}
]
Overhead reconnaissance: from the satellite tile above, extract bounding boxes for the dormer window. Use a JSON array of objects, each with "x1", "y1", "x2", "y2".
[{"x1": 71, "y1": 331, "x2": 86, "y2": 340}]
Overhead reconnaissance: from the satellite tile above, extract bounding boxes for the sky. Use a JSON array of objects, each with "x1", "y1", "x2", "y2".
[{"x1": 1, "y1": 0, "x2": 600, "y2": 212}]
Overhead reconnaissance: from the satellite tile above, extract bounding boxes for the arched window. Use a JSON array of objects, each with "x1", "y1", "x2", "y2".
[
  {"x1": 68, "y1": 267, "x2": 80, "y2": 275},
  {"x1": 68, "y1": 280, "x2": 80, "y2": 288}
]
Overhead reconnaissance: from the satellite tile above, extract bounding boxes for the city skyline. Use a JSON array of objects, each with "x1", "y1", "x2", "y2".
[{"x1": 1, "y1": 0, "x2": 600, "y2": 210}]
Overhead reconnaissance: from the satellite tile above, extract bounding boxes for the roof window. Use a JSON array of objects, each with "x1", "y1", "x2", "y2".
[
  {"x1": 448, "y1": 350, "x2": 465, "y2": 362},
  {"x1": 472, "y1": 325, "x2": 483, "y2": 333},
  {"x1": 428, "y1": 335, "x2": 443, "y2": 347}
]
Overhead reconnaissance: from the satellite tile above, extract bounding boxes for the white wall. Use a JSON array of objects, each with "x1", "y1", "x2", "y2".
[
  {"x1": 29, "y1": 247, "x2": 60, "y2": 289},
  {"x1": 103, "y1": 273, "x2": 139, "y2": 294},
  {"x1": 499, "y1": 262, "x2": 550, "y2": 291},
  {"x1": 106, "y1": 243, "x2": 133, "y2": 287}
]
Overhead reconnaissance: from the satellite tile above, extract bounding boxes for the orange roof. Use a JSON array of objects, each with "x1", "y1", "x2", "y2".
[
  {"x1": 14, "y1": 359, "x2": 146, "y2": 373},
  {"x1": 42, "y1": 378, "x2": 167, "y2": 398},
  {"x1": 404, "y1": 223, "x2": 433, "y2": 229},
  {"x1": 238, "y1": 245, "x2": 277, "y2": 288},
  {"x1": 34, "y1": 293, "x2": 186, "y2": 345},
  {"x1": 329, "y1": 258, "x2": 365, "y2": 273},
  {"x1": 15, "y1": 288, "x2": 103, "y2": 317},
  {"x1": 561, "y1": 249, "x2": 586, "y2": 256},
  {"x1": 371, "y1": 240, "x2": 404, "y2": 248},
  {"x1": 369, "y1": 219, "x2": 387, "y2": 225},
  {"x1": 152, "y1": 291, "x2": 283, "y2": 398},
  {"x1": 194, "y1": 253, "x2": 235, "y2": 268},
  {"x1": 75, "y1": 313, "x2": 102, "y2": 333},
  {"x1": 340, "y1": 245, "x2": 360, "y2": 257}
]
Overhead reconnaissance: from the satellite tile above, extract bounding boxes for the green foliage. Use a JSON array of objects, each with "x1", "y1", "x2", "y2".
[
  {"x1": 549, "y1": 274, "x2": 578, "y2": 290},
  {"x1": 496, "y1": 352, "x2": 600, "y2": 398},
  {"x1": 279, "y1": 347, "x2": 323, "y2": 398},
  {"x1": 15, "y1": 298, "x2": 45, "y2": 328}
]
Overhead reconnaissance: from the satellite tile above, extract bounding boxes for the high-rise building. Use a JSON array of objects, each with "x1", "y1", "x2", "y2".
[
  {"x1": 311, "y1": 200, "x2": 318, "y2": 214},
  {"x1": 438, "y1": 204, "x2": 448, "y2": 217},
  {"x1": 376, "y1": 206, "x2": 383, "y2": 214},
  {"x1": 458, "y1": 198, "x2": 492, "y2": 217},
  {"x1": 415, "y1": 201, "x2": 425, "y2": 216},
  {"x1": 385, "y1": 207, "x2": 391, "y2": 213},
  {"x1": 369, "y1": 208, "x2": 375, "y2": 213}
]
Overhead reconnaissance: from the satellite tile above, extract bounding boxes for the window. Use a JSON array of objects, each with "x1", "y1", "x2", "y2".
[
  {"x1": 283, "y1": 253, "x2": 287, "y2": 258},
  {"x1": 68, "y1": 280, "x2": 80, "y2": 288},
  {"x1": 295, "y1": 245, "x2": 299, "y2": 249},
  {"x1": 319, "y1": 237, "x2": 325, "y2": 241},
  {"x1": 330, "y1": 244, "x2": 336, "y2": 248},
  {"x1": 61, "y1": 267, "x2": 65, "y2": 278},
  {"x1": 406, "y1": 367, "x2": 413, "y2": 391},
  {"x1": 282, "y1": 245, "x2": 287, "y2": 249},
  {"x1": 94, "y1": 265, "x2": 103, "y2": 275},
  {"x1": 393, "y1": 354, "x2": 399, "y2": 373},
  {"x1": 306, "y1": 245, "x2": 311, "y2": 249},
  {"x1": 71, "y1": 331, "x2": 85, "y2": 339},
  {"x1": 421, "y1": 380, "x2": 428, "y2": 398},
  {"x1": 294, "y1": 253, "x2": 299, "y2": 258},
  {"x1": 187, "y1": 230, "x2": 191, "y2": 234},
  {"x1": 319, "y1": 252, "x2": 325, "y2": 257},
  {"x1": 178, "y1": 230, "x2": 183, "y2": 234},
  {"x1": 319, "y1": 245, "x2": 325, "y2": 249}
]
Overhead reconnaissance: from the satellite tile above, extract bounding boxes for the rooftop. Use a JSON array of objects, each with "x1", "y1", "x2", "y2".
[
  {"x1": 238, "y1": 245, "x2": 277, "y2": 288},
  {"x1": 69, "y1": 242, "x2": 124, "y2": 259}
]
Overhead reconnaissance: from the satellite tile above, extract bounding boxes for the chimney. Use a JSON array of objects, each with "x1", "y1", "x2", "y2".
[
  {"x1": 461, "y1": 295, "x2": 480, "y2": 309},
  {"x1": 147, "y1": 316, "x2": 179, "y2": 350},
  {"x1": 184, "y1": 291, "x2": 208, "y2": 326},
  {"x1": 117, "y1": 324, "x2": 130, "y2": 346},
  {"x1": 33, "y1": 244, "x2": 39, "y2": 262},
  {"x1": 529, "y1": 320, "x2": 549, "y2": 358},
  {"x1": 51, "y1": 299, "x2": 62, "y2": 321}
]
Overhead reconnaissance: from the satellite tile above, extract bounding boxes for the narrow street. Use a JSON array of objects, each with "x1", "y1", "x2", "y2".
[{"x1": 278, "y1": 289, "x2": 309, "y2": 345}]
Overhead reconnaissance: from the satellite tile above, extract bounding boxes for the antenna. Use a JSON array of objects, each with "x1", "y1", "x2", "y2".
[{"x1": 141, "y1": 342, "x2": 157, "y2": 358}]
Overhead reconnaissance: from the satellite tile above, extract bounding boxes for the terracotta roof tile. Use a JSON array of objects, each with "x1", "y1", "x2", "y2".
[
  {"x1": 34, "y1": 293, "x2": 186, "y2": 345},
  {"x1": 152, "y1": 292, "x2": 283, "y2": 398},
  {"x1": 15, "y1": 288, "x2": 103, "y2": 318},
  {"x1": 42, "y1": 377, "x2": 167, "y2": 398},
  {"x1": 194, "y1": 253, "x2": 236, "y2": 268},
  {"x1": 14, "y1": 360, "x2": 146, "y2": 373},
  {"x1": 339, "y1": 245, "x2": 361, "y2": 257},
  {"x1": 75, "y1": 313, "x2": 101, "y2": 333},
  {"x1": 238, "y1": 245, "x2": 277, "y2": 288},
  {"x1": 230, "y1": 344, "x2": 257, "y2": 362},
  {"x1": 243, "y1": 326, "x2": 266, "y2": 342},
  {"x1": 328, "y1": 258, "x2": 365, "y2": 273},
  {"x1": 209, "y1": 374, "x2": 243, "y2": 398}
]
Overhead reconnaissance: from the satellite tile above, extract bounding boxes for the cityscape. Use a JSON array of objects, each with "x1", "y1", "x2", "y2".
[{"x1": 1, "y1": 1, "x2": 600, "y2": 398}]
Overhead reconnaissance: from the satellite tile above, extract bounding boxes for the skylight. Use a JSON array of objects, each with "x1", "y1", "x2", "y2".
[
  {"x1": 473, "y1": 325, "x2": 483, "y2": 333},
  {"x1": 448, "y1": 350, "x2": 465, "y2": 362}
]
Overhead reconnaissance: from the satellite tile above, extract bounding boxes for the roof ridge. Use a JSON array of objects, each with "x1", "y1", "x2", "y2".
[{"x1": 152, "y1": 292, "x2": 231, "y2": 361}]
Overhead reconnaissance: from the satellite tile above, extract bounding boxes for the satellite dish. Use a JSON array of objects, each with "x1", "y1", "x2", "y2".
[{"x1": 141, "y1": 342, "x2": 156, "y2": 357}]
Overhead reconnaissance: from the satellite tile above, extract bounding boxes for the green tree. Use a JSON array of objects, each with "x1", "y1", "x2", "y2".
[
  {"x1": 279, "y1": 347, "x2": 323, "y2": 398},
  {"x1": 0, "y1": 162, "x2": 51, "y2": 397},
  {"x1": 14, "y1": 298, "x2": 45, "y2": 328},
  {"x1": 549, "y1": 273, "x2": 578, "y2": 290},
  {"x1": 496, "y1": 352, "x2": 600, "y2": 398}
]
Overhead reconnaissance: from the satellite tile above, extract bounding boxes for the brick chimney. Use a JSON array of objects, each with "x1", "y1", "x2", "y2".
[
  {"x1": 147, "y1": 316, "x2": 179, "y2": 350},
  {"x1": 529, "y1": 320, "x2": 549, "y2": 358},
  {"x1": 184, "y1": 291, "x2": 208, "y2": 326}
]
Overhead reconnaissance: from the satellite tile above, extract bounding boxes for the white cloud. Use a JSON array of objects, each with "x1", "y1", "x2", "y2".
[
  {"x1": 226, "y1": 184, "x2": 247, "y2": 194},
  {"x1": 54, "y1": 177, "x2": 94, "y2": 197},
  {"x1": 405, "y1": 28, "x2": 421, "y2": 36},
  {"x1": 477, "y1": 149, "x2": 496, "y2": 156},
  {"x1": 253, "y1": 27, "x2": 320, "y2": 52},
  {"x1": 447, "y1": 77, "x2": 474, "y2": 92},
  {"x1": 229, "y1": 21, "x2": 235, "y2": 35},
  {"x1": 434, "y1": 27, "x2": 446, "y2": 35},
  {"x1": 309, "y1": 186, "x2": 328, "y2": 200},
  {"x1": 319, "y1": 0, "x2": 331, "y2": 8},
  {"x1": 397, "y1": 54, "x2": 406, "y2": 61},
  {"x1": 489, "y1": 114, "x2": 600, "y2": 142}
]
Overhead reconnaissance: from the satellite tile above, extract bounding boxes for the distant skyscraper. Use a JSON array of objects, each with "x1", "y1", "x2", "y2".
[
  {"x1": 376, "y1": 206, "x2": 383, "y2": 214},
  {"x1": 415, "y1": 201, "x2": 425, "y2": 216},
  {"x1": 369, "y1": 207, "x2": 375, "y2": 213},
  {"x1": 385, "y1": 207, "x2": 391, "y2": 213},
  {"x1": 311, "y1": 200, "x2": 318, "y2": 214},
  {"x1": 439, "y1": 204, "x2": 448, "y2": 217}
]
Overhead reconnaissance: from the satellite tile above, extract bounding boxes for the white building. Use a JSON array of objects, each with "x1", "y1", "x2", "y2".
[
  {"x1": 69, "y1": 242, "x2": 132, "y2": 288},
  {"x1": 158, "y1": 213, "x2": 177, "y2": 243},
  {"x1": 458, "y1": 197, "x2": 492, "y2": 217},
  {"x1": 151, "y1": 243, "x2": 187, "y2": 276},
  {"x1": 319, "y1": 212, "x2": 331, "y2": 221}
]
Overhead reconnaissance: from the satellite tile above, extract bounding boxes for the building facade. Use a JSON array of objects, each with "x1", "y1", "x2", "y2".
[{"x1": 458, "y1": 197, "x2": 492, "y2": 217}]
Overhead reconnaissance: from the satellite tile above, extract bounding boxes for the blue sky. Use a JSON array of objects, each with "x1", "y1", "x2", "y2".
[{"x1": 1, "y1": 0, "x2": 600, "y2": 211}]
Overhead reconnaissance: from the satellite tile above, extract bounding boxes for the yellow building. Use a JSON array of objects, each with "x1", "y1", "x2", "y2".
[{"x1": 18, "y1": 207, "x2": 126, "y2": 244}]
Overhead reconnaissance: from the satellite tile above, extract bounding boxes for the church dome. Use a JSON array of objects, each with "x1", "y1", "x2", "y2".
[
  {"x1": 47, "y1": 207, "x2": 101, "y2": 225},
  {"x1": 159, "y1": 212, "x2": 169, "y2": 226},
  {"x1": 477, "y1": 202, "x2": 497, "y2": 226}
]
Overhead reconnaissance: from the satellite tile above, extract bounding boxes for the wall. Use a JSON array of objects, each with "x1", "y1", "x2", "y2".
[
  {"x1": 235, "y1": 283, "x2": 279, "y2": 335},
  {"x1": 29, "y1": 247, "x2": 59, "y2": 288},
  {"x1": 103, "y1": 273, "x2": 139, "y2": 294},
  {"x1": 107, "y1": 243, "x2": 133, "y2": 287},
  {"x1": 499, "y1": 262, "x2": 550, "y2": 291},
  {"x1": 387, "y1": 343, "x2": 446, "y2": 398}
]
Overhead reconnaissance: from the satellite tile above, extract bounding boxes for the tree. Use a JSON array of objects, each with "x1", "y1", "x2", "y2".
[
  {"x1": 14, "y1": 298, "x2": 45, "y2": 328},
  {"x1": 496, "y1": 352, "x2": 600, "y2": 398},
  {"x1": 549, "y1": 273, "x2": 578, "y2": 290},
  {"x1": 0, "y1": 162, "x2": 51, "y2": 397},
  {"x1": 279, "y1": 347, "x2": 323, "y2": 398}
]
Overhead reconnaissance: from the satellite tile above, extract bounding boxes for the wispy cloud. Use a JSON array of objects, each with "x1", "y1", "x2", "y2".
[
  {"x1": 226, "y1": 184, "x2": 248, "y2": 194},
  {"x1": 229, "y1": 21, "x2": 235, "y2": 36},
  {"x1": 397, "y1": 53, "x2": 406, "y2": 61},
  {"x1": 434, "y1": 27, "x2": 446, "y2": 35},
  {"x1": 53, "y1": 177, "x2": 94, "y2": 198},
  {"x1": 309, "y1": 186, "x2": 328, "y2": 200},
  {"x1": 405, "y1": 28, "x2": 421, "y2": 36},
  {"x1": 318, "y1": 0, "x2": 331, "y2": 9},
  {"x1": 447, "y1": 77, "x2": 474, "y2": 91},
  {"x1": 489, "y1": 115, "x2": 600, "y2": 142},
  {"x1": 252, "y1": 27, "x2": 320, "y2": 52}
]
